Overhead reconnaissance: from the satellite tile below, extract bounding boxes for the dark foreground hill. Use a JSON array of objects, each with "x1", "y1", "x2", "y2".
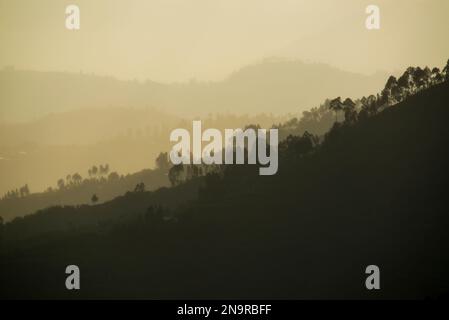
[{"x1": 1, "y1": 82, "x2": 449, "y2": 299}]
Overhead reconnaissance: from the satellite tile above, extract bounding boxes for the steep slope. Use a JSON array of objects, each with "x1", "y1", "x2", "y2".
[{"x1": 1, "y1": 81, "x2": 448, "y2": 299}]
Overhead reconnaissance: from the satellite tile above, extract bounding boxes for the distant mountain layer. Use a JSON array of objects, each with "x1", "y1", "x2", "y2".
[
  {"x1": 0, "y1": 61, "x2": 387, "y2": 121},
  {"x1": 0, "y1": 108, "x2": 286, "y2": 196}
]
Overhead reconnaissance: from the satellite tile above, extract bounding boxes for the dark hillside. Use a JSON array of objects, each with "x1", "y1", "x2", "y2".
[{"x1": 1, "y1": 82, "x2": 448, "y2": 299}]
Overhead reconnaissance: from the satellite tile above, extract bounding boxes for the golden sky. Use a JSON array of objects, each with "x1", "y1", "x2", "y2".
[{"x1": 0, "y1": 0, "x2": 448, "y2": 82}]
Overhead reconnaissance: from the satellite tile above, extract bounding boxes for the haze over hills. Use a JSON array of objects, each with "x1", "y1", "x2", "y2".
[
  {"x1": 1, "y1": 0, "x2": 448, "y2": 300},
  {"x1": 2, "y1": 77, "x2": 448, "y2": 299},
  {"x1": 2, "y1": 61, "x2": 446, "y2": 221},
  {"x1": 0, "y1": 107, "x2": 179, "y2": 146},
  {"x1": 0, "y1": 59, "x2": 388, "y2": 122},
  {"x1": 0, "y1": 107, "x2": 177, "y2": 196},
  {"x1": 0, "y1": 106, "x2": 287, "y2": 196},
  {"x1": 1, "y1": 60, "x2": 444, "y2": 214},
  {"x1": 0, "y1": 59, "x2": 387, "y2": 196}
]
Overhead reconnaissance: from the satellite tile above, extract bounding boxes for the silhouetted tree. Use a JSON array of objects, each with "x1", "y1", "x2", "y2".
[
  {"x1": 381, "y1": 76, "x2": 399, "y2": 106},
  {"x1": 431, "y1": 67, "x2": 443, "y2": 84},
  {"x1": 397, "y1": 67, "x2": 416, "y2": 97},
  {"x1": 134, "y1": 182, "x2": 146, "y2": 192},
  {"x1": 155, "y1": 152, "x2": 170, "y2": 171},
  {"x1": 329, "y1": 97, "x2": 343, "y2": 122},
  {"x1": 168, "y1": 164, "x2": 184, "y2": 186},
  {"x1": 359, "y1": 95, "x2": 378, "y2": 120},
  {"x1": 99, "y1": 164, "x2": 110, "y2": 176},
  {"x1": 443, "y1": 59, "x2": 449, "y2": 80},
  {"x1": 57, "y1": 179, "x2": 65, "y2": 190},
  {"x1": 91, "y1": 194, "x2": 99, "y2": 204},
  {"x1": 343, "y1": 98, "x2": 357, "y2": 124},
  {"x1": 72, "y1": 173, "x2": 82, "y2": 185},
  {"x1": 279, "y1": 131, "x2": 316, "y2": 159},
  {"x1": 19, "y1": 184, "x2": 30, "y2": 197},
  {"x1": 108, "y1": 172, "x2": 120, "y2": 182}
]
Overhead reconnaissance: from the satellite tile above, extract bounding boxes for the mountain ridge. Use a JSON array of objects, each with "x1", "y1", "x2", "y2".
[{"x1": 0, "y1": 60, "x2": 388, "y2": 121}]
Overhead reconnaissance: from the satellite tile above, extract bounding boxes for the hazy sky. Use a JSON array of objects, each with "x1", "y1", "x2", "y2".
[{"x1": 0, "y1": 0, "x2": 448, "y2": 82}]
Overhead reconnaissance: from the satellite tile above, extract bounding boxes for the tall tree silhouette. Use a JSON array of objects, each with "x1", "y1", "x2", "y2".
[
  {"x1": 329, "y1": 97, "x2": 343, "y2": 122},
  {"x1": 342, "y1": 98, "x2": 357, "y2": 124}
]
